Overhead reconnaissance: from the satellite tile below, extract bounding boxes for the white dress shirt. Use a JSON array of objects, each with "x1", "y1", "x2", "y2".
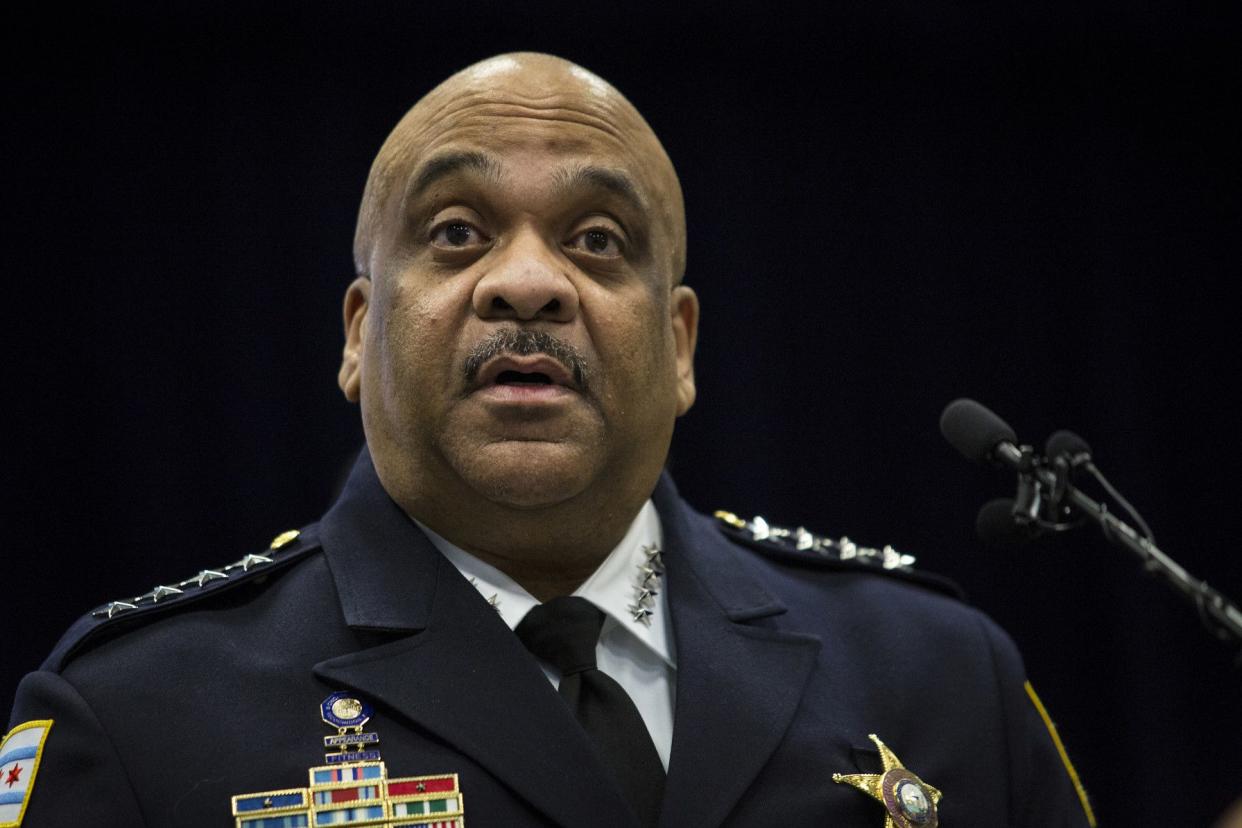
[{"x1": 416, "y1": 500, "x2": 677, "y2": 769}]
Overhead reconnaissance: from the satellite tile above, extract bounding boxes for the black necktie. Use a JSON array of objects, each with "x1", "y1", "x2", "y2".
[{"x1": 515, "y1": 596, "x2": 666, "y2": 827}]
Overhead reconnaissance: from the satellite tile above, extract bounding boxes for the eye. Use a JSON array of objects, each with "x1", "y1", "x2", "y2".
[
  {"x1": 567, "y1": 227, "x2": 623, "y2": 258},
  {"x1": 431, "y1": 220, "x2": 489, "y2": 249}
]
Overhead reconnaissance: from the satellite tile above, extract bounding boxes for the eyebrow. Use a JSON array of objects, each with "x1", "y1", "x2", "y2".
[
  {"x1": 403, "y1": 152, "x2": 650, "y2": 229},
  {"x1": 405, "y1": 150, "x2": 504, "y2": 201},
  {"x1": 552, "y1": 164, "x2": 647, "y2": 215}
]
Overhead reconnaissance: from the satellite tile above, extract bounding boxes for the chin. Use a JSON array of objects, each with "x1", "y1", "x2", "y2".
[{"x1": 453, "y1": 440, "x2": 600, "y2": 509}]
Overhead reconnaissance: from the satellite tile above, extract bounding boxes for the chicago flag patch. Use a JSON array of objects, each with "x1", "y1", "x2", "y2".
[{"x1": 0, "y1": 720, "x2": 52, "y2": 828}]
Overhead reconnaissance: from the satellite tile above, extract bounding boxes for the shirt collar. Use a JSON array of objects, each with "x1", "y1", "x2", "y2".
[{"x1": 416, "y1": 500, "x2": 676, "y2": 669}]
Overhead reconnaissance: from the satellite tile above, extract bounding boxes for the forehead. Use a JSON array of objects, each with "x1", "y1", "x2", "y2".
[
  {"x1": 388, "y1": 62, "x2": 669, "y2": 203},
  {"x1": 356, "y1": 56, "x2": 686, "y2": 280}
]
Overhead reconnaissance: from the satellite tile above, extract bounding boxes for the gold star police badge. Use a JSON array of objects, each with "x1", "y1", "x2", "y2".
[{"x1": 833, "y1": 734, "x2": 942, "y2": 828}]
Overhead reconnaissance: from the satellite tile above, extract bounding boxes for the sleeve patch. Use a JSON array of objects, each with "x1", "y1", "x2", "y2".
[
  {"x1": 0, "y1": 720, "x2": 53, "y2": 828},
  {"x1": 1024, "y1": 682, "x2": 1097, "y2": 827}
]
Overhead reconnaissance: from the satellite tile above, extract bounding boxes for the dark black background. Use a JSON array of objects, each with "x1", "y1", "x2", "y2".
[{"x1": 5, "y1": 2, "x2": 1240, "y2": 824}]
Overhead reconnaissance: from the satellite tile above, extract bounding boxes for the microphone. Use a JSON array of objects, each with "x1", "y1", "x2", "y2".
[
  {"x1": 1046, "y1": 430, "x2": 1092, "y2": 466},
  {"x1": 940, "y1": 397, "x2": 1242, "y2": 647},
  {"x1": 939, "y1": 399, "x2": 1027, "y2": 469},
  {"x1": 975, "y1": 498, "x2": 1042, "y2": 546},
  {"x1": 1047, "y1": 428, "x2": 1156, "y2": 542}
]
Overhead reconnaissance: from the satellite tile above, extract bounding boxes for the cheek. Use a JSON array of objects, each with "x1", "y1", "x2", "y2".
[
  {"x1": 593, "y1": 294, "x2": 677, "y2": 395},
  {"x1": 365, "y1": 280, "x2": 460, "y2": 398}
]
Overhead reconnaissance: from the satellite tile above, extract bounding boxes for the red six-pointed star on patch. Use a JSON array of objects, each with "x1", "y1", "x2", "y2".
[{"x1": 4, "y1": 763, "x2": 22, "y2": 787}]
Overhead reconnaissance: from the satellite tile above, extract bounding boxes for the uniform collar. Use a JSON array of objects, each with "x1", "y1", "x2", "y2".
[
  {"x1": 318, "y1": 448, "x2": 440, "y2": 631},
  {"x1": 318, "y1": 447, "x2": 783, "y2": 633},
  {"x1": 420, "y1": 500, "x2": 677, "y2": 669}
]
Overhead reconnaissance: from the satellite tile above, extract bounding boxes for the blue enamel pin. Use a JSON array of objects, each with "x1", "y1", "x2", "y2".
[{"x1": 320, "y1": 691, "x2": 382, "y2": 764}]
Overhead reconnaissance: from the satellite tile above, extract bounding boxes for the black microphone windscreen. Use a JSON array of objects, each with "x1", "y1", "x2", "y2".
[
  {"x1": 1046, "y1": 429, "x2": 1092, "y2": 460},
  {"x1": 939, "y1": 398, "x2": 1018, "y2": 463},
  {"x1": 975, "y1": 498, "x2": 1042, "y2": 546}
]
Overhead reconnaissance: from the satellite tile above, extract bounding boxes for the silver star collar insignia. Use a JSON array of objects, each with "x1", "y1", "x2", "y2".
[{"x1": 628, "y1": 543, "x2": 663, "y2": 626}]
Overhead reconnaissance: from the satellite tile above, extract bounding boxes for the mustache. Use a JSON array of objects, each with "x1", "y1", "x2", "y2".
[{"x1": 463, "y1": 329, "x2": 591, "y2": 391}]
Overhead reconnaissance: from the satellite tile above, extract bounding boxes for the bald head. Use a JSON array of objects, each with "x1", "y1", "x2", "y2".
[
  {"x1": 353, "y1": 52, "x2": 686, "y2": 285},
  {"x1": 337, "y1": 52, "x2": 701, "y2": 578}
]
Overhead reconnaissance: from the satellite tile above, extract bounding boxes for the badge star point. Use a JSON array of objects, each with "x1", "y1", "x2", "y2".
[{"x1": 833, "y1": 734, "x2": 942, "y2": 828}]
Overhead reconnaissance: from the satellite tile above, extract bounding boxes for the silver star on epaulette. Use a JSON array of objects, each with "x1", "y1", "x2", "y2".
[
  {"x1": 750, "y1": 515, "x2": 771, "y2": 541},
  {"x1": 634, "y1": 586, "x2": 658, "y2": 604},
  {"x1": 228, "y1": 553, "x2": 273, "y2": 572},
  {"x1": 142, "y1": 584, "x2": 184, "y2": 603},
  {"x1": 838, "y1": 537, "x2": 857, "y2": 559},
  {"x1": 487, "y1": 593, "x2": 501, "y2": 613},
  {"x1": 638, "y1": 565, "x2": 662, "y2": 584},
  {"x1": 628, "y1": 604, "x2": 654, "y2": 625},
  {"x1": 93, "y1": 600, "x2": 137, "y2": 619},
  {"x1": 182, "y1": 569, "x2": 228, "y2": 588},
  {"x1": 795, "y1": 527, "x2": 815, "y2": 551},
  {"x1": 881, "y1": 545, "x2": 917, "y2": 569}
]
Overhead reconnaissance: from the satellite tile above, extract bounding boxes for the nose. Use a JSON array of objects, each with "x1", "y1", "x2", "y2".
[{"x1": 472, "y1": 230, "x2": 579, "y2": 323}]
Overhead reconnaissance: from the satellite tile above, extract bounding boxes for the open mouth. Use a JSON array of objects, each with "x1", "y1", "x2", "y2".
[
  {"x1": 472, "y1": 355, "x2": 578, "y2": 402},
  {"x1": 495, "y1": 370, "x2": 554, "y2": 386}
]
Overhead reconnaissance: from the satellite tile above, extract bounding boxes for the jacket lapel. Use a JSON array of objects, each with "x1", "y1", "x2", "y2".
[
  {"x1": 312, "y1": 451, "x2": 637, "y2": 827},
  {"x1": 654, "y1": 476, "x2": 822, "y2": 828}
]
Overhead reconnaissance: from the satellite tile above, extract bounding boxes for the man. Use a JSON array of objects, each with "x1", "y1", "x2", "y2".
[{"x1": 4, "y1": 53, "x2": 1094, "y2": 827}]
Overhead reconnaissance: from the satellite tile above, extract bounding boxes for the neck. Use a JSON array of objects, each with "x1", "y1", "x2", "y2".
[{"x1": 401, "y1": 479, "x2": 650, "y2": 603}]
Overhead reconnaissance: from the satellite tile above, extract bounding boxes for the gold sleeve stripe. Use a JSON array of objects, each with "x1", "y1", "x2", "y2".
[{"x1": 1024, "y1": 681, "x2": 1097, "y2": 827}]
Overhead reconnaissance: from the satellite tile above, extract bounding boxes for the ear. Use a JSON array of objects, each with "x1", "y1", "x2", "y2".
[
  {"x1": 338, "y1": 277, "x2": 371, "y2": 403},
  {"x1": 670, "y1": 284, "x2": 699, "y2": 416}
]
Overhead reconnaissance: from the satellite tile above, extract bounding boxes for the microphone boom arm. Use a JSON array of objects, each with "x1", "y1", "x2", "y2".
[{"x1": 1063, "y1": 484, "x2": 1242, "y2": 646}]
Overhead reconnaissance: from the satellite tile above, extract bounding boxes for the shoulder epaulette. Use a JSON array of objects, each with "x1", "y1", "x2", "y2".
[
  {"x1": 713, "y1": 510, "x2": 964, "y2": 600},
  {"x1": 44, "y1": 526, "x2": 321, "y2": 672}
]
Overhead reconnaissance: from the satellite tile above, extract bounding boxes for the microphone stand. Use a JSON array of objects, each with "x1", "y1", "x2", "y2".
[
  {"x1": 1063, "y1": 484, "x2": 1242, "y2": 647},
  {"x1": 1007, "y1": 446, "x2": 1242, "y2": 648}
]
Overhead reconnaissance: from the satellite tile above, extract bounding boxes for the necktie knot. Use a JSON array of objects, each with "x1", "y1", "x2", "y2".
[{"x1": 514, "y1": 596, "x2": 605, "y2": 676}]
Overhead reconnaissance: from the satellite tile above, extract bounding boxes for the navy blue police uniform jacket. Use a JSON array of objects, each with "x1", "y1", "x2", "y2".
[{"x1": 7, "y1": 449, "x2": 1094, "y2": 826}]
